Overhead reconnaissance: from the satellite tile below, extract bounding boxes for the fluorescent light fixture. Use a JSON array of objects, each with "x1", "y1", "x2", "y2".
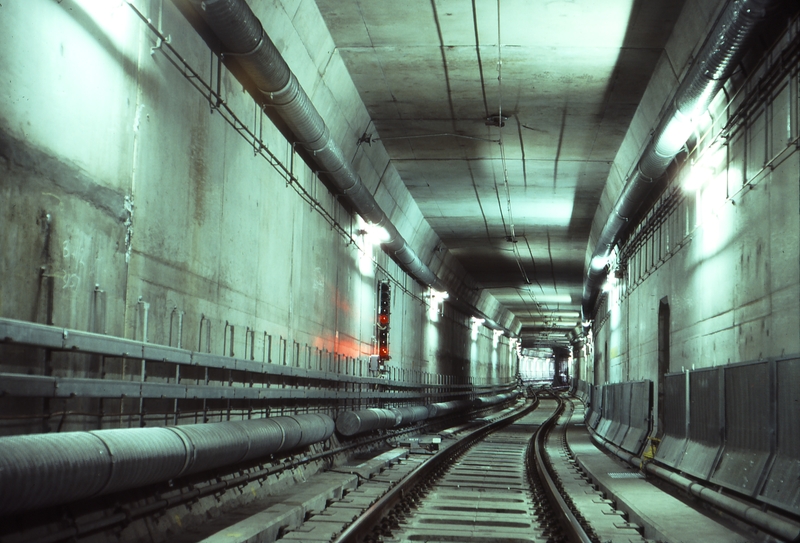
[
  {"x1": 492, "y1": 329, "x2": 505, "y2": 348},
  {"x1": 428, "y1": 288, "x2": 449, "y2": 320},
  {"x1": 470, "y1": 317, "x2": 485, "y2": 341}
]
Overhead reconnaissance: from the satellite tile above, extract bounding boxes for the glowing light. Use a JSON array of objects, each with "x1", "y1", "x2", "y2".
[
  {"x1": 683, "y1": 166, "x2": 714, "y2": 192},
  {"x1": 492, "y1": 329, "x2": 505, "y2": 348},
  {"x1": 655, "y1": 110, "x2": 694, "y2": 156},
  {"x1": 428, "y1": 289, "x2": 449, "y2": 320},
  {"x1": 590, "y1": 255, "x2": 609, "y2": 270},
  {"x1": 533, "y1": 294, "x2": 572, "y2": 304},
  {"x1": 470, "y1": 317, "x2": 485, "y2": 341},
  {"x1": 362, "y1": 223, "x2": 390, "y2": 245}
]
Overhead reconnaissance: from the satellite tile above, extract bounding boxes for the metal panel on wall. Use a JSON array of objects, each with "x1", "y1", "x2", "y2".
[
  {"x1": 596, "y1": 386, "x2": 614, "y2": 438},
  {"x1": 602, "y1": 384, "x2": 622, "y2": 441},
  {"x1": 588, "y1": 386, "x2": 603, "y2": 428},
  {"x1": 610, "y1": 382, "x2": 633, "y2": 446},
  {"x1": 710, "y1": 361, "x2": 772, "y2": 495},
  {"x1": 620, "y1": 380, "x2": 652, "y2": 455},
  {"x1": 655, "y1": 372, "x2": 687, "y2": 468},
  {"x1": 677, "y1": 368, "x2": 723, "y2": 480},
  {"x1": 759, "y1": 357, "x2": 800, "y2": 514}
]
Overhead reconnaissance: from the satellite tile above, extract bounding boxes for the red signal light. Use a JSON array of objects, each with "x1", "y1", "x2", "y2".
[{"x1": 378, "y1": 314, "x2": 389, "y2": 327}]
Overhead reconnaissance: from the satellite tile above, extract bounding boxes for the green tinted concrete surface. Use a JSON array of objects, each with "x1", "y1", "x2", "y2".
[{"x1": 567, "y1": 423, "x2": 750, "y2": 543}]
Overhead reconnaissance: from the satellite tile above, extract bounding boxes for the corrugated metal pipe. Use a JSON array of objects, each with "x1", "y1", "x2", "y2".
[
  {"x1": 191, "y1": 0, "x2": 445, "y2": 291},
  {"x1": 335, "y1": 394, "x2": 518, "y2": 437},
  {"x1": 582, "y1": 0, "x2": 777, "y2": 319},
  {"x1": 0, "y1": 413, "x2": 334, "y2": 515}
]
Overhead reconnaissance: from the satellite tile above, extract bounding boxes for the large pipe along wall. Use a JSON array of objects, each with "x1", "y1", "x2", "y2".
[{"x1": 0, "y1": 414, "x2": 334, "y2": 515}]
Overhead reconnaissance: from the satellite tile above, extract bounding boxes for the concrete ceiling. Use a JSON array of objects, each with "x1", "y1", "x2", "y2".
[{"x1": 313, "y1": 0, "x2": 686, "y2": 348}]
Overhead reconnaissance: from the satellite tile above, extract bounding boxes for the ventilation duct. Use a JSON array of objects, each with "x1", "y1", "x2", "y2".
[
  {"x1": 582, "y1": 0, "x2": 777, "y2": 319},
  {"x1": 190, "y1": 0, "x2": 444, "y2": 290}
]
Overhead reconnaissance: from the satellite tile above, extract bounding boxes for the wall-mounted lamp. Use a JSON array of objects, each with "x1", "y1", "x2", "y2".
[
  {"x1": 470, "y1": 317, "x2": 485, "y2": 341},
  {"x1": 360, "y1": 222, "x2": 390, "y2": 245},
  {"x1": 492, "y1": 328, "x2": 505, "y2": 348},
  {"x1": 428, "y1": 288, "x2": 449, "y2": 319},
  {"x1": 682, "y1": 165, "x2": 715, "y2": 192}
]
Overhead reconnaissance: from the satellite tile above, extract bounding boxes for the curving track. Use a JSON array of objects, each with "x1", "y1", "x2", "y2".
[
  {"x1": 321, "y1": 394, "x2": 599, "y2": 543},
  {"x1": 377, "y1": 398, "x2": 563, "y2": 543}
]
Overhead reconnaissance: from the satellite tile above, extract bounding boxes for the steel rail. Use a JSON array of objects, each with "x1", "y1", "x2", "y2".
[
  {"x1": 12, "y1": 401, "x2": 510, "y2": 543},
  {"x1": 532, "y1": 393, "x2": 595, "y2": 543},
  {"x1": 331, "y1": 397, "x2": 540, "y2": 543}
]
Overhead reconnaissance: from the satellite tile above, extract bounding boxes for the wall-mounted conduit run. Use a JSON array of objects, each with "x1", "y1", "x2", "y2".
[
  {"x1": 189, "y1": 0, "x2": 443, "y2": 291},
  {"x1": 582, "y1": 0, "x2": 778, "y2": 319},
  {"x1": 0, "y1": 413, "x2": 334, "y2": 516}
]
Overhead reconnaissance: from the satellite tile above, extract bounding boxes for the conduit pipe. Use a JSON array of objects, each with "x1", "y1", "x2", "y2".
[
  {"x1": 589, "y1": 433, "x2": 800, "y2": 542},
  {"x1": 335, "y1": 408, "x2": 401, "y2": 437},
  {"x1": 0, "y1": 413, "x2": 334, "y2": 515},
  {"x1": 335, "y1": 394, "x2": 518, "y2": 437},
  {"x1": 191, "y1": 0, "x2": 444, "y2": 291},
  {"x1": 582, "y1": 0, "x2": 777, "y2": 318},
  {"x1": 427, "y1": 399, "x2": 474, "y2": 419}
]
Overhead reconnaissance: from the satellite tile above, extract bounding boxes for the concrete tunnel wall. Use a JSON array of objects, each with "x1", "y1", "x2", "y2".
[
  {"x1": 0, "y1": 0, "x2": 516, "y2": 437},
  {"x1": 586, "y1": 6, "x2": 800, "y2": 389}
]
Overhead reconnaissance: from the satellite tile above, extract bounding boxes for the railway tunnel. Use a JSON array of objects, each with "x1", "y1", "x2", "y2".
[{"x1": 1, "y1": 0, "x2": 800, "y2": 541}]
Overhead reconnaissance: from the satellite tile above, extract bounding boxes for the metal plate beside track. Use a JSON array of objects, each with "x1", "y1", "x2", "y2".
[
  {"x1": 655, "y1": 373, "x2": 688, "y2": 468},
  {"x1": 604, "y1": 384, "x2": 624, "y2": 443},
  {"x1": 587, "y1": 385, "x2": 603, "y2": 428},
  {"x1": 676, "y1": 368, "x2": 722, "y2": 480},
  {"x1": 620, "y1": 380, "x2": 651, "y2": 456},
  {"x1": 759, "y1": 357, "x2": 800, "y2": 515},
  {"x1": 610, "y1": 382, "x2": 633, "y2": 447},
  {"x1": 596, "y1": 387, "x2": 614, "y2": 438},
  {"x1": 710, "y1": 361, "x2": 771, "y2": 495}
]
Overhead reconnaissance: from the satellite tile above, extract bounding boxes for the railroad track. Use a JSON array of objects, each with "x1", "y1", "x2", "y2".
[
  {"x1": 363, "y1": 397, "x2": 570, "y2": 543},
  {"x1": 270, "y1": 392, "x2": 632, "y2": 543}
]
